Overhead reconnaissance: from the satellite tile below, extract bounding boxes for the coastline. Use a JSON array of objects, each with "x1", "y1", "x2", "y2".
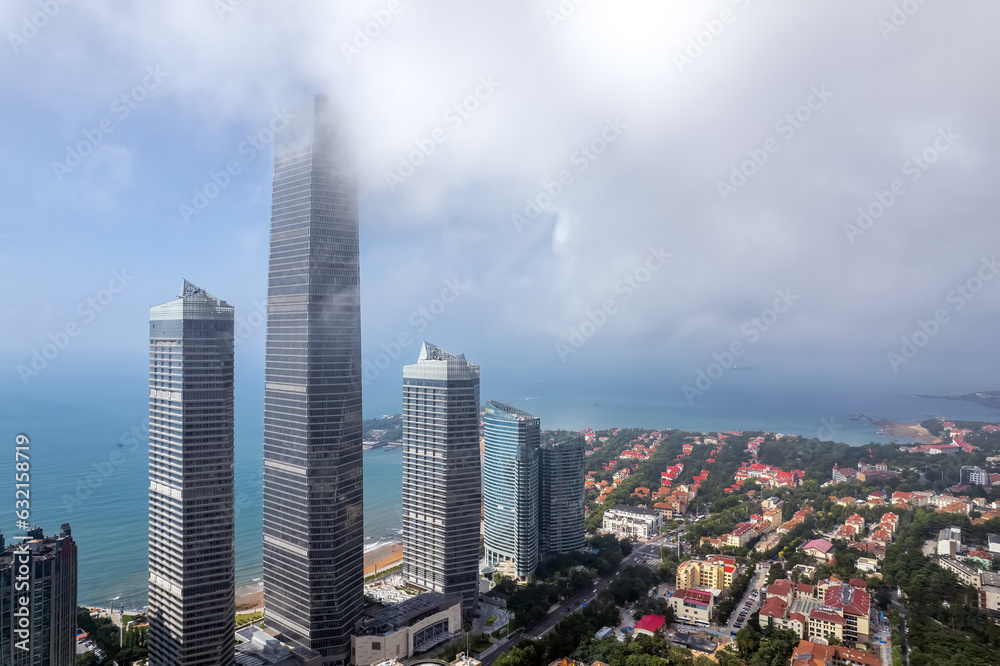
[
  {"x1": 234, "y1": 540, "x2": 403, "y2": 612},
  {"x1": 858, "y1": 415, "x2": 940, "y2": 444}
]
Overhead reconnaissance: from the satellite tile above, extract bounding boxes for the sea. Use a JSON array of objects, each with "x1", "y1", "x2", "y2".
[{"x1": 2, "y1": 370, "x2": 999, "y2": 611}]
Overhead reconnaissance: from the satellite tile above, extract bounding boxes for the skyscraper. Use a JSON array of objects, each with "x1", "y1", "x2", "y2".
[
  {"x1": 539, "y1": 435, "x2": 586, "y2": 555},
  {"x1": 262, "y1": 95, "x2": 364, "y2": 665},
  {"x1": 402, "y1": 343, "x2": 481, "y2": 618},
  {"x1": 147, "y1": 281, "x2": 235, "y2": 665},
  {"x1": 483, "y1": 401, "x2": 540, "y2": 580},
  {"x1": 0, "y1": 525, "x2": 76, "y2": 666}
]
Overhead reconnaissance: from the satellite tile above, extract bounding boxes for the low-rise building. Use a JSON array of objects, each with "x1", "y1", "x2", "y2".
[
  {"x1": 668, "y1": 588, "x2": 714, "y2": 625},
  {"x1": 634, "y1": 614, "x2": 666, "y2": 637},
  {"x1": 937, "y1": 558, "x2": 980, "y2": 588},
  {"x1": 602, "y1": 505, "x2": 662, "y2": 539},
  {"x1": 856, "y1": 557, "x2": 878, "y2": 573},
  {"x1": 235, "y1": 630, "x2": 323, "y2": 666},
  {"x1": 790, "y1": 639, "x2": 880, "y2": 666},
  {"x1": 802, "y1": 538, "x2": 835, "y2": 562},
  {"x1": 938, "y1": 527, "x2": 962, "y2": 557},
  {"x1": 352, "y1": 592, "x2": 463, "y2": 665}
]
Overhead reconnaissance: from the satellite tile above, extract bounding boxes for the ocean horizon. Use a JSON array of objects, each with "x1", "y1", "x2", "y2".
[{"x1": 3, "y1": 374, "x2": 999, "y2": 610}]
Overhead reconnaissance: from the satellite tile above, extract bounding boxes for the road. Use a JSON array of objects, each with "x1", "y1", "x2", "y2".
[
  {"x1": 720, "y1": 564, "x2": 766, "y2": 638},
  {"x1": 479, "y1": 535, "x2": 672, "y2": 666}
]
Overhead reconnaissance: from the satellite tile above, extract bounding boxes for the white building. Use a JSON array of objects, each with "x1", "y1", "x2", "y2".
[
  {"x1": 602, "y1": 505, "x2": 663, "y2": 538},
  {"x1": 938, "y1": 527, "x2": 962, "y2": 557}
]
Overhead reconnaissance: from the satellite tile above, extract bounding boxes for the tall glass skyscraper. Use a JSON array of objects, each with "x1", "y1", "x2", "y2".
[
  {"x1": 402, "y1": 343, "x2": 481, "y2": 619},
  {"x1": 262, "y1": 95, "x2": 363, "y2": 666},
  {"x1": 539, "y1": 435, "x2": 586, "y2": 555},
  {"x1": 147, "y1": 281, "x2": 235, "y2": 665},
  {"x1": 483, "y1": 401, "x2": 540, "y2": 580}
]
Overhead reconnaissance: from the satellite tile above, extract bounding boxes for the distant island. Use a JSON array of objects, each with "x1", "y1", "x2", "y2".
[
  {"x1": 918, "y1": 390, "x2": 1000, "y2": 411},
  {"x1": 362, "y1": 414, "x2": 403, "y2": 449}
]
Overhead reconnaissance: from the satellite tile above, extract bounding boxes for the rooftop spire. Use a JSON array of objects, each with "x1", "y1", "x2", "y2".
[{"x1": 181, "y1": 279, "x2": 204, "y2": 297}]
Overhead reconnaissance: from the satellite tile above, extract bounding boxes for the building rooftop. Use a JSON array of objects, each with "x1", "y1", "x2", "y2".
[
  {"x1": 634, "y1": 614, "x2": 665, "y2": 633},
  {"x1": 607, "y1": 504, "x2": 660, "y2": 517},
  {"x1": 356, "y1": 592, "x2": 462, "y2": 636}
]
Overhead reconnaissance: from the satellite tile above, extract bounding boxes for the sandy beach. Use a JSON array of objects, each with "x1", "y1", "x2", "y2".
[
  {"x1": 234, "y1": 541, "x2": 403, "y2": 612},
  {"x1": 868, "y1": 417, "x2": 940, "y2": 444}
]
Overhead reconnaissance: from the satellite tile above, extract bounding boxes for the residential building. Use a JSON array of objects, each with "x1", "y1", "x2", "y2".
[
  {"x1": 676, "y1": 555, "x2": 738, "y2": 591},
  {"x1": 937, "y1": 557, "x2": 980, "y2": 588},
  {"x1": 989, "y1": 534, "x2": 1000, "y2": 555},
  {"x1": 856, "y1": 557, "x2": 878, "y2": 573},
  {"x1": 539, "y1": 435, "x2": 586, "y2": 555},
  {"x1": 980, "y1": 572, "x2": 1000, "y2": 615},
  {"x1": 762, "y1": 580, "x2": 871, "y2": 646},
  {"x1": 601, "y1": 505, "x2": 662, "y2": 539},
  {"x1": 352, "y1": 592, "x2": 463, "y2": 664},
  {"x1": 148, "y1": 282, "x2": 235, "y2": 665},
  {"x1": 262, "y1": 95, "x2": 364, "y2": 665},
  {"x1": 961, "y1": 466, "x2": 991, "y2": 487},
  {"x1": 790, "y1": 639, "x2": 880, "y2": 666},
  {"x1": 831, "y1": 464, "x2": 857, "y2": 483},
  {"x1": 801, "y1": 538, "x2": 835, "y2": 562},
  {"x1": 402, "y1": 343, "x2": 481, "y2": 618},
  {"x1": 0, "y1": 525, "x2": 76, "y2": 665},
  {"x1": 668, "y1": 588, "x2": 714, "y2": 625},
  {"x1": 483, "y1": 402, "x2": 540, "y2": 580},
  {"x1": 938, "y1": 527, "x2": 962, "y2": 557}
]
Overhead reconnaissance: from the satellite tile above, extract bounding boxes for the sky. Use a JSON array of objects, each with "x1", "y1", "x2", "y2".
[{"x1": 1, "y1": 0, "x2": 999, "y2": 420}]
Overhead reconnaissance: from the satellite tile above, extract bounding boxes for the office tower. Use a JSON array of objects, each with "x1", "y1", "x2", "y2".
[
  {"x1": 539, "y1": 435, "x2": 586, "y2": 555},
  {"x1": 262, "y1": 95, "x2": 363, "y2": 665},
  {"x1": 402, "y1": 343, "x2": 481, "y2": 618},
  {"x1": 147, "y1": 281, "x2": 236, "y2": 665},
  {"x1": 483, "y1": 401, "x2": 540, "y2": 580},
  {"x1": 0, "y1": 525, "x2": 76, "y2": 665}
]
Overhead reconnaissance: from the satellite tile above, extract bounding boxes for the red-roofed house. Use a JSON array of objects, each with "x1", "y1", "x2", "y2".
[
  {"x1": 668, "y1": 588, "x2": 714, "y2": 625},
  {"x1": 791, "y1": 640, "x2": 880, "y2": 666},
  {"x1": 802, "y1": 538, "x2": 835, "y2": 562},
  {"x1": 634, "y1": 614, "x2": 666, "y2": 636}
]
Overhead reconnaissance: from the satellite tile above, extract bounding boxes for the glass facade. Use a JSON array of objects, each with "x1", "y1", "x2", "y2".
[
  {"x1": 402, "y1": 343, "x2": 481, "y2": 619},
  {"x1": 539, "y1": 435, "x2": 586, "y2": 555},
  {"x1": 483, "y1": 401, "x2": 540, "y2": 580},
  {"x1": 147, "y1": 281, "x2": 236, "y2": 665},
  {"x1": 262, "y1": 95, "x2": 363, "y2": 666}
]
